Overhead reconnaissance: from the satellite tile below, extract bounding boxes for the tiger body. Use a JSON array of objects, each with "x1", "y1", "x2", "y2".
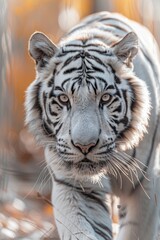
[{"x1": 25, "y1": 12, "x2": 160, "y2": 240}]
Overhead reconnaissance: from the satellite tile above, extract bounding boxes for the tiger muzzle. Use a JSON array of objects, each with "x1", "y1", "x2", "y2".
[{"x1": 71, "y1": 106, "x2": 100, "y2": 154}]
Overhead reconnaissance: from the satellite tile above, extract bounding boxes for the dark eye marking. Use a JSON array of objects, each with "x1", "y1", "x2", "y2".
[
  {"x1": 107, "y1": 97, "x2": 119, "y2": 108},
  {"x1": 54, "y1": 86, "x2": 64, "y2": 91},
  {"x1": 106, "y1": 85, "x2": 115, "y2": 90}
]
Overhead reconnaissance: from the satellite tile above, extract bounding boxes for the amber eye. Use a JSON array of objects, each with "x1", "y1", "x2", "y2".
[
  {"x1": 101, "y1": 93, "x2": 112, "y2": 104},
  {"x1": 58, "y1": 94, "x2": 69, "y2": 104}
]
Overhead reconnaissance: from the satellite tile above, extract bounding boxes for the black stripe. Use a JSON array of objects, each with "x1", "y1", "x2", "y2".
[
  {"x1": 94, "y1": 225, "x2": 112, "y2": 240},
  {"x1": 62, "y1": 49, "x2": 80, "y2": 54},
  {"x1": 97, "y1": 77, "x2": 107, "y2": 86},
  {"x1": 61, "y1": 54, "x2": 81, "y2": 69},
  {"x1": 54, "y1": 86, "x2": 64, "y2": 91},
  {"x1": 107, "y1": 64, "x2": 116, "y2": 74},
  {"x1": 49, "y1": 105, "x2": 58, "y2": 116},
  {"x1": 42, "y1": 121, "x2": 53, "y2": 136},
  {"x1": 53, "y1": 121, "x2": 59, "y2": 127},
  {"x1": 94, "y1": 222, "x2": 112, "y2": 238},
  {"x1": 114, "y1": 75, "x2": 121, "y2": 84},
  {"x1": 108, "y1": 122, "x2": 118, "y2": 135},
  {"x1": 86, "y1": 79, "x2": 97, "y2": 94},
  {"x1": 106, "y1": 85, "x2": 117, "y2": 91},
  {"x1": 112, "y1": 103, "x2": 122, "y2": 113},
  {"x1": 77, "y1": 212, "x2": 112, "y2": 240},
  {"x1": 55, "y1": 123, "x2": 63, "y2": 135},
  {"x1": 77, "y1": 212, "x2": 94, "y2": 227},
  {"x1": 53, "y1": 174, "x2": 86, "y2": 192},
  {"x1": 43, "y1": 92, "x2": 53, "y2": 125},
  {"x1": 57, "y1": 49, "x2": 79, "y2": 57},
  {"x1": 64, "y1": 67, "x2": 81, "y2": 74},
  {"x1": 61, "y1": 78, "x2": 70, "y2": 89},
  {"x1": 121, "y1": 90, "x2": 128, "y2": 114},
  {"x1": 47, "y1": 76, "x2": 54, "y2": 87},
  {"x1": 80, "y1": 191, "x2": 109, "y2": 213},
  {"x1": 90, "y1": 55, "x2": 109, "y2": 67},
  {"x1": 89, "y1": 48, "x2": 112, "y2": 57},
  {"x1": 120, "y1": 116, "x2": 129, "y2": 126},
  {"x1": 107, "y1": 97, "x2": 118, "y2": 108},
  {"x1": 32, "y1": 82, "x2": 42, "y2": 114},
  {"x1": 91, "y1": 64, "x2": 104, "y2": 73},
  {"x1": 65, "y1": 44, "x2": 83, "y2": 47},
  {"x1": 71, "y1": 80, "x2": 80, "y2": 94}
]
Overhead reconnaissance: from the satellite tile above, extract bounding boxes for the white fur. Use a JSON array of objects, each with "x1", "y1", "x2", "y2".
[{"x1": 25, "y1": 12, "x2": 160, "y2": 240}]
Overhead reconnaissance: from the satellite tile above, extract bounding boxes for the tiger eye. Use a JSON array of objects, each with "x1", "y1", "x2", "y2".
[
  {"x1": 59, "y1": 94, "x2": 69, "y2": 104},
  {"x1": 101, "y1": 93, "x2": 112, "y2": 103}
]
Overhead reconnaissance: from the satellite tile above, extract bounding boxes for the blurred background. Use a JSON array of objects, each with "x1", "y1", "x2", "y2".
[{"x1": 0, "y1": 0, "x2": 160, "y2": 239}]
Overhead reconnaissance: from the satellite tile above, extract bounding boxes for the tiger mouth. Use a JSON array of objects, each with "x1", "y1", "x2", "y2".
[
  {"x1": 64, "y1": 158, "x2": 107, "y2": 175},
  {"x1": 80, "y1": 158, "x2": 92, "y2": 163}
]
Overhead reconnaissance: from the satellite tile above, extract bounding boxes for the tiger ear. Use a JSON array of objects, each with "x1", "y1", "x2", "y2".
[
  {"x1": 112, "y1": 32, "x2": 139, "y2": 66},
  {"x1": 28, "y1": 32, "x2": 58, "y2": 67}
]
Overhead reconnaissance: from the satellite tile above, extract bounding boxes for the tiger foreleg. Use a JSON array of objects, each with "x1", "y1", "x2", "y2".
[{"x1": 52, "y1": 179, "x2": 113, "y2": 240}]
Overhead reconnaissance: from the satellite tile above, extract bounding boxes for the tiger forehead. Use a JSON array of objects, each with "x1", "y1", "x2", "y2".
[
  {"x1": 51, "y1": 40, "x2": 118, "y2": 96},
  {"x1": 60, "y1": 38, "x2": 108, "y2": 52},
  {"x1": 54, "y1": 52, "x2": 115, "y2": 85},
  {"x1": 53, "y1": 70, "x2": 116, "y2": 97}
]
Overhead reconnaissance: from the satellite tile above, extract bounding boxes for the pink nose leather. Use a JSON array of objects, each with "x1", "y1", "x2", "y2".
[{"x1": 74, "y1": 142, "x2": 96, "y2": 154}]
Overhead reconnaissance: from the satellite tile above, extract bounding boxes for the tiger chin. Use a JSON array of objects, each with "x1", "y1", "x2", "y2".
[{"x1": 25, "y1": 11, "x2": 160, "y2": 240}]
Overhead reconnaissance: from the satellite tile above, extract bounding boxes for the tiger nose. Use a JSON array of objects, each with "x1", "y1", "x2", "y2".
[{"x1": 73, "y1": 141, "x2": 98, "y2": 154}]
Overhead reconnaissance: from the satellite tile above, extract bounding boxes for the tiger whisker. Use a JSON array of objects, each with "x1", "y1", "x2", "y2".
[
  {"x1": 113, "y1": 150, "x2": 149, "y2": 181},
  {"x1": 116, "y1": 150, "x2": 148, "y2": 168},
  {"x1": 129, "y1": 165, "x2": 150, "y2": 199},
  {"x1": 24, "y1": 152, "x2": 60, "y2": 197},
  {"x1": 128, "y1": 167, "x2": 135, "y2": 189},
  {"x1": 113, "y1": 164, "x2": 123, "y2": 189},
  {"x1": 107, "y1": 161, "x2": 118, "y2": 179},
  {"x1": 110, "y1": 157, "x2": 135, "y2": 186},
  {"x1": 37, "y1": 169, "x2": 51, "y2": 193},
  {"x1": 109, "y1": 150, "x2": 150, "y2": 198},
  {"x1": 23, "y1": 163, "x2": 51, "y2": 200}
]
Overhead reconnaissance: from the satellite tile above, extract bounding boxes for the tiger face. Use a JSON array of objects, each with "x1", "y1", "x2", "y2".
[{"x1": 25, "y1": 31, "x2": 150, "y2": 180}]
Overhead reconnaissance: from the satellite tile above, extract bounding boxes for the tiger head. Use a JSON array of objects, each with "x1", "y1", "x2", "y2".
[{"x1": 25, "y1": 31, "x2": 150, "y2": 181}]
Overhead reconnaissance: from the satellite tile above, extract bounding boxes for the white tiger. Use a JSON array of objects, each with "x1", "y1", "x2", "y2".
[{"x1": 25, "y1": 12, "x2": 160, "y2": 240}]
